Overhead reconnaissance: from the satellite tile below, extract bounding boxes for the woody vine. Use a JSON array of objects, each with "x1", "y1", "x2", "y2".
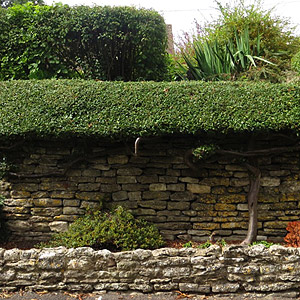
[{"x1": 185, "y1": 134, "x2": 300, "y2": 245}]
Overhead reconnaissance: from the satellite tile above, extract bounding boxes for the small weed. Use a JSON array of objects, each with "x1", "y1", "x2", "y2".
[
  {"x1": 250, "y1": 240, "x2": 277, "y2": 248},
  {"x1": 183, "y1": 241, "x2": 193, "y2": 248},
  {"x1": 198, "y1": 240, "x2": 212, "y2": 249},
  {"x1": 217, "y1": 239, "x2": 227, "y2": 247}
]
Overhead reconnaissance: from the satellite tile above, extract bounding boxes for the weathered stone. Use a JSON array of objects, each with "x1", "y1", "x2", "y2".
[
  {"x1": 107, "y1": 155, "x2": 128, "y2": 165},
  {"x1": 82, "y1": 169, "x2": 101, "y2": 177},
  {"x1": 261, "y1": 177, "x2": 281, "y2": 187},
  {"x1": 78, "y1": 183, "x2": 101, "y2": 191},
  {"x1": 166, "y1": 184, "x2": 185, "y2": 191},
  {"x1": 230, "y1": 179, "x2": 250, "y2": 187},
  {"x1": 159, "y1": 176, "x2": 178, "y2": 183},
  {"x1": 128, "y1": 192, "x2": 142, "y2": 201},
  {"x1": 187, "y1": 184, "x2": 211, "y2": 194},
  {"x1": 179, "y1": 283, "x2": 210, "y2": 293},
  {"x1": 51, "y1": 191, "x2": 74, "y2": 199},
  {"x1": 121, "y1": 184, "x2": 148, "y2": 192},
  {"x1": 33, "y1": 199, "x2": 62, "y2": 207},
  {"x1": 80, "y1": 201, "x2": 101, "y2": 209},
  {"x1": 168, "y1": 202, "x2": 190, "y2": 211},
  {"x1": 96, "y1": 177, "x2": 116, "y2": 184},
  {"x1": 211, "y1": 187, "x2": 227, "y2": 195},
  {"x1": 149, "y1": 183, "x2": 167, "y2": 192},
  {"x1": 269, "y1": 170, "x2": 291, "y2": 177},
  {"x1": 143, "y1": 191, "x2": 170, "y2": 200},
  {"x1": 117, "y1": 176, "x2": 137, "y2": 184},
  {"x1": 112, "y1": 191, "x2": 128, "y2": 201},
  {"x1": 264, "y1": 221, "x2": 288, "y2": 229},
  {"x1": 215, "y1": 203, "x2": 236, "y2": 211},
  {"x1": 75, "y1": 192, "x2": 105, "y2": 201},
  {"x1": 138, "y1": 200, "x2": 166, "y2": 210},
  {"x1": 200, "y1": 177, "x2": 230, "y2": 187},
  {"x1": 237, "y1": 204, "x2": 248, "y2": 211},
  {"x1": 170, "y1": 192, "x2": 194, "y2": 201},
  {"x1": 212, "y1": 283, "x2": 240, "y2": 293},
  {"x1": 63, "y1": 207, "x2": 85, "y2": 215},
  {"x1": 32, "y1": 207, "x2": 62, "y2": 217},
  {"x1": 137, "y1": 175, "x2": 159, "y2": 184},
  {"x1": 218, "y1": 194, "x2": 246, "y2": 203},
  {"x1": 63, "y1": 199, "x2": 80, "y2": 207},
  {"x1": 49, "y1": 221, "x2": 69, "y2": 232},
  {"x1": 179, "y1": 177, "x2": 199, "y2": 183},
  {"x1": 225, "y1": 164, "x2": 246, "y2": 171},
  {"x1": 10, "y1": 190, "x2": 31, "y2": 198},
  {"x1": 117, "y1": 168, "x2": 143, "y2": 176},
  {"x1": 193, "y1": 223, "x2": 220, "y2": 230}
]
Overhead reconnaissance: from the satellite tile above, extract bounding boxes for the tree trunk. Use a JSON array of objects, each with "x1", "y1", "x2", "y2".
[{"x1": 241, "y1": 161, "x2": 261, "y2": 245}]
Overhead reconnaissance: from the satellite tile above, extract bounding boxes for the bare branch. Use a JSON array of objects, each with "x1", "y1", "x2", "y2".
[{"x1": 216, "y1": 145, "x2": 300, "y2": 157}]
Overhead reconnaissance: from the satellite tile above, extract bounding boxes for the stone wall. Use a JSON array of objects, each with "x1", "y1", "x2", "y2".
[
  {"x1": 0, "y1": 136, "x2": 300, "y2": 242},
  {"x1": 0, "y1": 244, "x2": 300, "y2": 296}
]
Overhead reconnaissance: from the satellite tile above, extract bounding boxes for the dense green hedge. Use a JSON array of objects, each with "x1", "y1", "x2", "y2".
[
  {"x1": 0, "y1": 80, "x2": 300, "y2": 139},
  {"x1": 0, "y1": 4, "x2": 168, "y2": 81}
]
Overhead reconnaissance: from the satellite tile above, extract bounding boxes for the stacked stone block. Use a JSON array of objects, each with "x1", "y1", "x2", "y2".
[
  {"x1": 0, "y1": 137, "x2": 299, "y2": 242},
  {"x1": 0, "y1": 245, "x2": 300, "y2": 296}
]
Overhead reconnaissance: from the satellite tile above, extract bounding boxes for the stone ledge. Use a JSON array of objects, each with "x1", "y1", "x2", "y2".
[{"x1": 0, "y1": 245, "x2": 300, "y2": 295}]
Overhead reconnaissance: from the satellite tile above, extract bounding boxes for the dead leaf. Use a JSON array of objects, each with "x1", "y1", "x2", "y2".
[
  {"x1": 36, "y1": 291, "x2": 48, "y2": 295},
  {"x1": 175, "y1": 291, "x2": 193, "y2": 299}
]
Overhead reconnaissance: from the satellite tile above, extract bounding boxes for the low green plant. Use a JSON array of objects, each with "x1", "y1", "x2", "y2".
[
  {"x1": 198, "y1": 240, "x2": 212, "y2": 249},
  {"x1": 250, "y1": 240, "x2": 277, "y2": 248},
  {"x1": 183, "y1": 241, "x2": 193, "y2": 248},
  {"x1": 217, "y1": 239, "x2": 227, "y2": 248},
  {"x1": 40, "y1": 206, "x2": 165, "y2": 251},
  {"x1": 180, "y1": 27, "x2": 274, "y2": 81}
]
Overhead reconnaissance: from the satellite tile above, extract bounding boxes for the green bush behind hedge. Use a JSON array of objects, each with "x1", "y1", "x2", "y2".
[
  {"x1": 0, "y1": 4, "x2": 168, "y2": 81},
  {"x1": 0, "y1": 80, "x2": 300, "y2": 139}
]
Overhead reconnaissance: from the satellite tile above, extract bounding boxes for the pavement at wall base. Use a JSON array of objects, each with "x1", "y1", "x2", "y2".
[{"x1": 0, "y1": 291, "x2": 300, "y2": 300}]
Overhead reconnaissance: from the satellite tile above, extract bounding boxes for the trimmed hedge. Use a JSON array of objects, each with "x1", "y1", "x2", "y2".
[
  {"x1": 0, "y1": 4, "x2": 168, "y2": 81},
  {"x1": 0, "y1": 80, "x2": 300, "y2": 139}
]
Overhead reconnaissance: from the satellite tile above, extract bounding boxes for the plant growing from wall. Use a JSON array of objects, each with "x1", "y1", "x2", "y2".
[
  {"x1": 185, "y1": 134, "x2": 300, "y2": 245},
  {"x1": 284, "y1": 221, "x2": 300, "y2": 247}
]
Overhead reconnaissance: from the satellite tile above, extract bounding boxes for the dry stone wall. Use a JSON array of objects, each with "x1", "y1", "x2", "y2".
[
  {"x1": 0, "y1": 244, "x2": 300, "y2": 296},
  {"x1": 0, "y1": 136, "x2": 300, "y2": 242}
]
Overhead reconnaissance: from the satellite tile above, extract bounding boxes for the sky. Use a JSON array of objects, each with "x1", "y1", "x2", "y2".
[{"x1": 44, "y1": 0, "x2": 300, "y2": 43}]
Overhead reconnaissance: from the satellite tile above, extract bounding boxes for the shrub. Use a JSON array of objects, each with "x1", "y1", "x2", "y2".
[
  {"x1": 284, "y1": 221, "x2": 300, "y2": 247},
  {"x1": 0, "y1": 4, "x2": 168, "y2": 81},
  {"x1": 291, "y1": 51, "x2": 300, "y2": 74},
  {"x1": 1, "y1": 80, "x2": 300, "y2": 139},
  {"x1": 41, "y1": 206, "x2": 165, "y2": 251},
  {"x1": 178, "y1": 0, "x2": 300, "y2": 82}
]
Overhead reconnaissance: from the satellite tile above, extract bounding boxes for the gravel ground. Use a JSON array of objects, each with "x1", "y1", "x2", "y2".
[{"x1": 1, "y1": 291, "x2": 300, "y2": 300}]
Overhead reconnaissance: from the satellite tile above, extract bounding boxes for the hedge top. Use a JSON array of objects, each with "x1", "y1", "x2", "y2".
[{"x1": 0, "y1": 80, "x2": 299, "y2": 139}]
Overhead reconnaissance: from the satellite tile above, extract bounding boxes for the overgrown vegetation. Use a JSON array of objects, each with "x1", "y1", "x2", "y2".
[
  {"x1": 176, "y1": 0, "x2": 300, "y2": 82},
  {"x1": 1, "y1": 80, "x2": 300, "y2": 139},
  {"x1": 40, "y1": 206, "x2": 165, "y2": 251},
  {"x1": 284, "y1": 221, "x2": 300, "y2": 248},
  {"x1": 0, "y1": 3, "x2": 168, "y2": 81}
]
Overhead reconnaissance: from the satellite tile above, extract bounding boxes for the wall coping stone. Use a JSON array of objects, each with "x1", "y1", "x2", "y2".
[{"x1": 0, "y1": 245, "x2": 300, "y2": 296}]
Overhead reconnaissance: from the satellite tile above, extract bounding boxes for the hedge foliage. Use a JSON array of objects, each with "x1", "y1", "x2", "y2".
[
  {"x1": 0, "y1": 80, "x2": 300, "y2": 139},
  {"x1": 0, "y1": 4, "x2": 168, "y2": 81}
]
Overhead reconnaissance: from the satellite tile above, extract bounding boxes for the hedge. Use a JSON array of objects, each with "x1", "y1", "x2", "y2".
[
  {"x1": 0, "y1": 80, "x2": 300, "y2": 139},
  {"x1": 0, "y1": 4, "x2": 168, "y2": 81}
]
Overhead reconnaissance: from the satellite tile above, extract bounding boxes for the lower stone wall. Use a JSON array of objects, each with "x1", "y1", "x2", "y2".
[{"x1": 0, "y1": 245, "x2": 300, "y2": 295}]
